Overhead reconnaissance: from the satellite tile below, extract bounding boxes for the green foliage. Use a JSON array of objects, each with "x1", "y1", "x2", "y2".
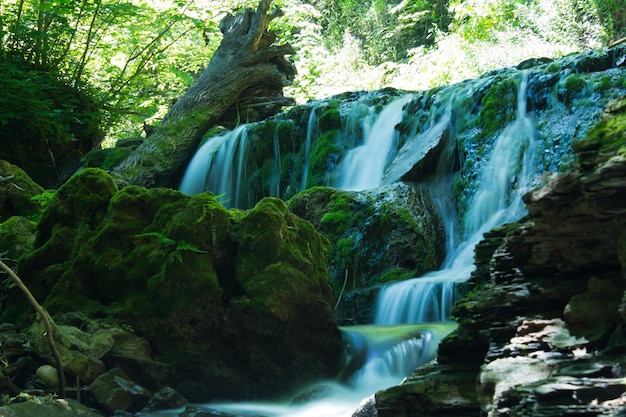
[
  {"x1": 0, "y1": 58, "x2": 103, "y2": 178},
  {"x1": 134, "y1": 231, "x2": 207, "y2": 255},
  {"x1": 479, "y1": 76, "x2": 518, "y2": 137},
  {"x1": 307, "y1": 0, "x2": 450, "y2": 64},
  {"x1": 563, "y1": 74, "x2": 588, "y2": 104},
  {"x1": 30, "y1": 191, "x2": 55, "y2": 208},
  {"x1": 0, "y1": 0, "x2": 217, "y2": 142},
  {"x1": 134, "y1": 231, "x2": 207, "y2": 290}
]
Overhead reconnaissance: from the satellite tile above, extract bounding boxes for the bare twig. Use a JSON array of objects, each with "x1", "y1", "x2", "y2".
[
  {"x1": 609, "y1": 37, "x2": 626, "y2": 48},
  {"x1": 335, "y1": 269, "x2": 349, "y2": 310},
  {"x1": 0, "y1": 260, "x2": 65, "y2": 398}
]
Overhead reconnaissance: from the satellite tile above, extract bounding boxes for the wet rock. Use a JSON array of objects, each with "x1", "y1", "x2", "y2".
[
  {"x1": 29, "y1": 317, "x2": 110, "y2": 384},
  {"x1": 143, "y1": 386, "x2": 187, "y2": 411},
  {"x1": 179, "y1": 404, "x2": 242, "y2": 417},
  {"x1": 88, "y1": 368, "x2": 151, "y2": 413},
  {"x1": 374, "y1": 94, "x2": 626, "y2": 417}
]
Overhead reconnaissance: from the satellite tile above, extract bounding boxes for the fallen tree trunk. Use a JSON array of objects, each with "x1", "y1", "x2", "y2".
[{"x1": 113, "y1": 0, "x2": 295, "y2": 188}]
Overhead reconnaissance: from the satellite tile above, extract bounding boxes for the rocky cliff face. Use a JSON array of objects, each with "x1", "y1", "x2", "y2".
[{"x1": 373, "y1": 97, "x2": 626, "y2": 416}]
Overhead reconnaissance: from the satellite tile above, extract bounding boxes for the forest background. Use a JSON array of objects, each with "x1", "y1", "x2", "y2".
[{"x1": 1, "y1": 0, "x2": 624, "y2": 148}]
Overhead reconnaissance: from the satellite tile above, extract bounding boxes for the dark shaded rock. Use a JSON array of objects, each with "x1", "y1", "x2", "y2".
[
  {"x1": 179, "y1": 404, "x2": 242, "y2": 417},
  {"x1": 0, "y1": 395, "x2": 103, "y2": 417},
  {"x1": 143, "y1": 386, "x2": 187, "y2": 411},
  {"x1": 87, "y1": 368, "x2": 151, "y2": 413},
  {"x1": 382, "y1": 113, "x2": 452, "y2": 185},
  {"x1": 0, "y1": 160, "x2": 45, "y2": 222}
]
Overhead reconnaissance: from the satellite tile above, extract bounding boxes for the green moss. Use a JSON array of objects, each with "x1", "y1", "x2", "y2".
[
  {"x1": 275, "y1": 120, "x2": 298, "y2": 150},
  {"x1": 318, "y1": 107, "x2": 341, "y2": 131},
  {"x1": 562, "y1": 74, "x2": 588, "y2": 104},
  {"x1": 83, "y1": 147, "x2": 133, "y2": 171},
  {"x1": 546, "y1": 62, "x2": 561, "y2": 73},
  {"x1": 307, "y1": 129, "x2": 342, "y2": 187},
  {"x1": 0, "y1": 160, "x2": 45, "y2": 221},
  {"x1": 37, "y1": 168, "x2": 117, "y2": 242},
  {"x1": 573, "y1": 109, "x2": 626, "y2": 156},
  {"x1": 378, "y1": 267, "x2": 415, "y2": 283},
  {"x1": 320, "y1": 211, "x2": 349, "y2": 231},
  {"x1": 0, "y1": 216, "x2": 37, "y2": 260},
  {"x1": 200, "y1": 125, "x2": 229, "y2": 144},
  {"x1": 479, "y1": 76, "x2": 518, "y2": 137},
  {"x1": 593, "y1": 75, "x2": 613, "y2": 93}
]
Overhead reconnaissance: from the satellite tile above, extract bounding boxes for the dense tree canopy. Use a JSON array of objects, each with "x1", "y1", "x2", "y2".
[{"x1": 0, "y1": 0, "x2": 624, "y2": 159}]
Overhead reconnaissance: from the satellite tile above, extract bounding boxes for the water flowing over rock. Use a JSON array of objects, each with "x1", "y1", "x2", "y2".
[
  {"x1": 2, "y1": 45, "x2": 626, "y2": 417},
  {"x1": 373, "y1": 94, "x2": 626, "y2": 417}
]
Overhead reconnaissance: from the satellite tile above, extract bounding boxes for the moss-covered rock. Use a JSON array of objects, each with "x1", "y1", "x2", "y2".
[
  {"x1": 573, "y1": 94, "x2": 626, "y2": 168},
  {"x1": 478, "y1": 75, "x2": 519, "y2": 138},
  {"x1": 83, "y1": 147, "x2": 134, "y2": 171},
  {"x1": 288, "y1": 183, "x2": 445, "y2": 297},
  {"x1": 3, "y1": 169, "x2": 342, "y2": 402},
  {"x1": 0, "y1": 160, "x2": 46, "y2": 222},
  {"x1": 0, "y1": 216, "x2": 37, "y2": 261}
]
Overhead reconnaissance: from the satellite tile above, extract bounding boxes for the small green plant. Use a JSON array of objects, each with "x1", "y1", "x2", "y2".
[
  {"x1": 30, "y1": 191, "x2": 55, "y2": 208},
  {"x1": 134, "y1": 232, "x2": 207, "y2": 291}
]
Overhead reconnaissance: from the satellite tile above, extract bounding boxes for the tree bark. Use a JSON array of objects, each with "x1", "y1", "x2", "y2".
[{"x1": 113, "y1": 0, "x2": 296, "y2": 188}]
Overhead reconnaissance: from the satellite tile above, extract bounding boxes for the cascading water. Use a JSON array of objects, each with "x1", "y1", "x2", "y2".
[
  {"x1": 337, "y1": 95, "x2": 413, "y2": 191},
  {"x1": 149, "y1": 72, "x2": 539, "y2": 417},
  {"x1": 179, "y1": 125, "x2": 252, "y2": 208}
]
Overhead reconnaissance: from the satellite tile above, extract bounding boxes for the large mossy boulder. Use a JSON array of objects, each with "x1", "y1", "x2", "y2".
[{"x1": 3, "y1": 168, "x2": 343, "y2": 401}]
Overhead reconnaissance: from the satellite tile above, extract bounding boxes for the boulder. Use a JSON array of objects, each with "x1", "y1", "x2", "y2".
[
  {"x1": 143, "y1": 386, "x2": 187, "y2": 411},
  {"x1": 0, "y1": 216, "x2": 37, "y2": 261},
  {"x1": 87, "y1": 368, "x2": 151, "y2": 413}
]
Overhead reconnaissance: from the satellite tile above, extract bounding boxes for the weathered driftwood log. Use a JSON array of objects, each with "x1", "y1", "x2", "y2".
[{"x1": 113, "y1": 0, "x2": 295, "y2": 188}]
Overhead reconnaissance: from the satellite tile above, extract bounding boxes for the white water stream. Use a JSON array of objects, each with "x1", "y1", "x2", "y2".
[
  {"x1": 337, "y1": 95, "x2": 414, "y2": 191},
  {"x1": 152, "y1": 73, "x2": 537, "y2": 417}
]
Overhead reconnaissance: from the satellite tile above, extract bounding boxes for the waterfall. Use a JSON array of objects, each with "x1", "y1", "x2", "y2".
[
  {"x1": 179, "y1": 125, "x2": 252, "y2": 208},
  {"x1": 337, "y1": 95, "x2": 413, "y2": 191},
  {"x1": 149, "y1": 72, "x2": 539, "y2": 417},
  {"x1": 376, "y1": 71, "x2": 536, "y2": 330},
  {"x1": 300, "y1": 108, "x2": 318, "y2": 190}
]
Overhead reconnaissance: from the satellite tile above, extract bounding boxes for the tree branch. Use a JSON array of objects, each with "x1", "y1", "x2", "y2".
[{"x1": 0, "y1": 260, "x2": 65, "y2": 398}]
